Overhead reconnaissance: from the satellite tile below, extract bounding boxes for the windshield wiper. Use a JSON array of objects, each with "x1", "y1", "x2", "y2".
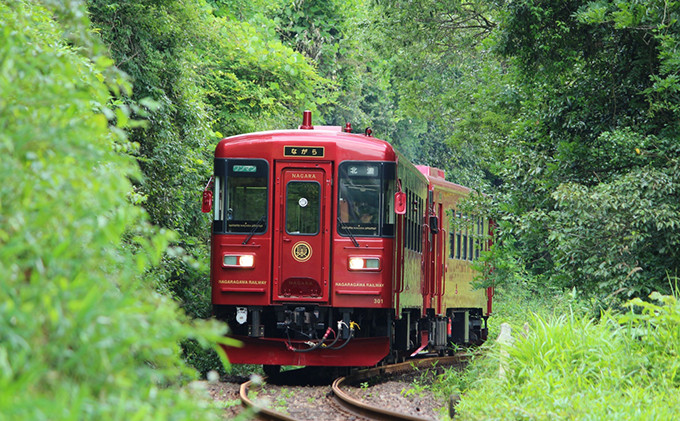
[
  {"x1": 337, "y1": 216, "x2": 359, "y2": 248},
  {"x1": 243, "y1": 215, "x2": 266, "y2": 245}
]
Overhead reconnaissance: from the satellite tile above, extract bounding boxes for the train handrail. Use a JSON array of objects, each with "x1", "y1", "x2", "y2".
[
  {"x1": 421, "y1": 223, "x2": 429, "y2": 296},
  {"x1": 437, "y1": 228, "x2": 447, "y2": 297},
  {"x1": 395, "y1": 216, "x2": 405, "y2": 294}
]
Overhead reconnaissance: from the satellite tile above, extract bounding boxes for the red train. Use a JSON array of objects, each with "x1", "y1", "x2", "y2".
[{"x1": 202, "y1": 111, "x2": 493, "y2": 371}]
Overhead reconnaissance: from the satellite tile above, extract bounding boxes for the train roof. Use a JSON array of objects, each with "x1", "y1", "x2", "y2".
[
  {"x1": 215, "y1": 112, "x2": 476, "y2": 197},
  {"x1": 215, "y1": 126, "x2": 398, "y2": 162},
  {"x1": 416, "y1": 165, "x2": 474, "y2": 195}
]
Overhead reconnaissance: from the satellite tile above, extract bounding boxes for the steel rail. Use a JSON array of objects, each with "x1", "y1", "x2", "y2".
[
  {"x1": 331, "y1": 354, "x2": 469, "y2": 421},
  {"x1": 239, "y1": 354, "x2": 471, "y2": 421},
  {"x1": 240, "y1": 376, "x2": 298, "y2": 421}
]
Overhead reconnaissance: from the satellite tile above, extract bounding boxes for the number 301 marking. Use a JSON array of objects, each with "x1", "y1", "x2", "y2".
[{"x1": 374, "y1": 298, "x2": 384, "y2": 304}]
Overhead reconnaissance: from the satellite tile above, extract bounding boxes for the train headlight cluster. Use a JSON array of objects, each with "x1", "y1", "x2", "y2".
[
  {"x1": 348, "y1": 257, "x2": 381, "y2": 271},
  {"x1": 223, "y1": 254, "x2": 255, "y2": 268}
]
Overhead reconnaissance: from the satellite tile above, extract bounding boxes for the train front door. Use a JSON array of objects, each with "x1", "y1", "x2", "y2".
[{"x1": 273, "y1": 162, "x2": 332, "y2": 302}]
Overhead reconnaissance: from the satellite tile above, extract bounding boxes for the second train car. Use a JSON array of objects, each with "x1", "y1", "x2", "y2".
[{"x1": 201, "y1": 111, "x2": 493, "y2": 370}]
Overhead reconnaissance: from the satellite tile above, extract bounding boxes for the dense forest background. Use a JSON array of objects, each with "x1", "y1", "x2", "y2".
[{"x1": 2, "y1": 0, "x2": 680, "y2": 419}]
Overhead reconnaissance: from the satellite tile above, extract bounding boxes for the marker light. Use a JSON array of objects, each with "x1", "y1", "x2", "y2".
[
  {"x1": 223, "y1": 254, "x2": 255, "y2": 268},
  {"x1": 348, "y1": 257, "x2": 381, "y2": 270}
]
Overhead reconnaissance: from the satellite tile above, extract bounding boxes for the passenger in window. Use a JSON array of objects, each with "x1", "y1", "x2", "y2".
[
  {"x1": 360, "y1": 212, "x2": 374, "y2": 223},
  {"x1": 356, "y1": 203, "x2": 376, "y2": 224}
]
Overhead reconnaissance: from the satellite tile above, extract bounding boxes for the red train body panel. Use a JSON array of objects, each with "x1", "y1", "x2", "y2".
[{"x1": 204, "y1": 112, "x2": 491, "y2": 367}]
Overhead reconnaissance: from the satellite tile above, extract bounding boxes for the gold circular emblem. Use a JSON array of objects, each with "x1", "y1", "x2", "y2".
[{"x1": 292, "y1": 241, "x2": 312, "y2": 262}]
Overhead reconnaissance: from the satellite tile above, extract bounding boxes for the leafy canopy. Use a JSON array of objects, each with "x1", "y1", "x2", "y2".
[{"x1": 0, "y1": 1, "x2": 233, "y2": 419}]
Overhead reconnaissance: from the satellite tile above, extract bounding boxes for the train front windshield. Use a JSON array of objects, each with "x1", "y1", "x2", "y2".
[
  {"x1": 337, "y1": 161, "x2": 395, "y2": 237},
  {"x1": 215, "y1": 159, "x2": 269, "y2": 234}
]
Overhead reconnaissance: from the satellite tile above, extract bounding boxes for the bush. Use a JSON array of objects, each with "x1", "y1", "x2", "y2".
[
  {"x1": 0, "y1": 2, "x2": 234, "y2": 419},
  {"x1": 455, "y1": 293, "x2": 680, "y2": 420}
]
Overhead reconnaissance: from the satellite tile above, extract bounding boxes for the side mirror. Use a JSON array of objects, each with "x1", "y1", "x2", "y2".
[
  {"x1": 395, "y1": 192, "x2": 406, "y2": 215},
  {"x1": 201, "y1": 190, "x2": 213, "y2": 213},
  {"x1": 429, "y1": 215, "x2": 439, "y2": 234}
]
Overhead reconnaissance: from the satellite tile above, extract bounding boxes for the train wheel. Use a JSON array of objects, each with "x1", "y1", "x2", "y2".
[{"x1": 263, "y1": 364, "x2": 281, "y2": 377}]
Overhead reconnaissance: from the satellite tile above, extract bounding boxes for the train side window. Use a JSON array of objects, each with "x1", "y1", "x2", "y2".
[
  {"x1": 405, "y1": 189, "x2": 411, "y2": 250},
  {"x1": 407, "y1": 190, "x2": 412, "y2": 251},
  {"x1": 469, "y1": 216, "x2": 475, "y2": 261},
  {"x1": 455, "y1": 211, "x2": 461, "y2": 259},
  {"x1": 462, "y1": 213, "x2": 468, "y2": 261},
  {"x1": 415, "y1": 196, "x2": 420, "y2": 253},
  {"x1": 418, "y1": 196, "x2": 424, "y2": 253},
  {"x1": 476, "y1": 217, "x2": 482, "y2": 260},
  {"x1": 449, "y1": 231, "x2": 455, "y2": 259},
  {"x1": 448, "y1": 209, "x2": 455, "y2": 258}
]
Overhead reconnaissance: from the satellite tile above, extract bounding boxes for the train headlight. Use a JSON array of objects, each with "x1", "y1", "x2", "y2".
[
  {"x1": 223, "y1": 254, "x2": 255, "y2": 268},
  {"x1": 349, "y1": 257, "x2": 364, "y2": 270},
  {"x1": 348, "y1": 256, "x2": 381, "y2": 271},
  {"x1": 239, "y1": 255, "x2": 254, "y2": 267}
]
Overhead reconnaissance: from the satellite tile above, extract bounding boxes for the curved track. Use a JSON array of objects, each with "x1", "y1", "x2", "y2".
[{"x1": 240, "y1": 354, "x2": 470, "y2": 421}]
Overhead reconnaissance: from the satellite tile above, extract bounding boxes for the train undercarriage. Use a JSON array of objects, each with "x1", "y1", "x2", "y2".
[{"x1": 215, "y1": 304, "x2": 487, "y2": 369}]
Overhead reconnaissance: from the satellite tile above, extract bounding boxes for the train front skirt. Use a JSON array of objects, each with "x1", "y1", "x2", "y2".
[{"x1": 221, "y1": 335, "x2": 391, "y2": 367}]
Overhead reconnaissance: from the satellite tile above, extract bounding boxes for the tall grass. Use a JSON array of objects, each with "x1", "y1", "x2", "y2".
[{"x1": 454, "y1": 293, "x2": 680, "y2": 420}]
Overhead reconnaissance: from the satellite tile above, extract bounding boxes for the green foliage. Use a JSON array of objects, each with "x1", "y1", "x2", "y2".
[
  {"x1": 456, "y1": 293, "x2": 680, "y2": 420},
  {"x1": 87, "y1": 0, "x2": 217, "y2": 233},
  {"x1": 272, "y1": 0, "x2": 397, "y2": 135},
  {"x1": 368, "y1": 0, "x2": 513, "y2": 189},
  {"x1": 86, "y1": 0, "x2": 333, "y2": 377},
  {"x1": 0, "y1": 1, "x2": 233, "y2": 419},
  {"x1": 202, "y1": 13, "x2": 330, "y2": 136},
  {"x1": 474, "y1": 0, "x2": 680, "y2": 298},
  {"x1": 549, "y1": 147, "x2": 680, "y2": 299}
]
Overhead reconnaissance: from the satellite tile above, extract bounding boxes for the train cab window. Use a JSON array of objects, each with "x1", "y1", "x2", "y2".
[
  {"x1": 382, "y1": 163, "x2": 396, "y2": 236},
  {"x1": 286, "y1": 181, "x2": 320, "y2": 235},
  {"x1": 338, "y1": 161, "x2": 395, "y2": 237},
  {"x1": 218, "y1": 159, "x2": 268, "y2": 234}
]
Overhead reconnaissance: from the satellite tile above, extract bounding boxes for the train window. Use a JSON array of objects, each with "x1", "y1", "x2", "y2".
[
  {"x1": 448, "y1": 209, "x2": 455, "y2": 258},
  {"x1": 462, "y1": 213, "x2": 468, "y2": 261},
  {"x1": 285, "y1": 181, "x2": 320, "y2": 235},
  {"x1": 449, "y1": 232, "x2": 455, "y2": 258},
  {"x1": 410, "y1": 191, "x2": 415, "y2": 251},
  {"x1": 338, "y1": 161, "x2": 393, "y2": 237},
  {"x1": 223, "y1": 159, "x2": 268, "y2": 234},
  {"x1": 476, "y1": 217, "x2": 482, "y2": 260},
  {"x1": 455, "y1": 212, "x2": 461, "y2": 259},
  {"x1": 418, "y1": 196, "x2": 423, "y2": 252},
  {"x1": 382, "y1": 163, "x2": 396, "y2": 236},
  {"x1": 405, "y1": 190, "x2": 412, "y2": 249},
  {"x1": 469, "y1": 220, "x2": 475, "y2": 261}
]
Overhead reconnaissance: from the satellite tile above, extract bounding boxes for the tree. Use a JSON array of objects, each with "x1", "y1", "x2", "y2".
[
  {"x1": 491, "y1": 0, "x2": 680, "y2": 297},
  {"x1": 0, "y1": 1, "x2": 230, "y2": 419},
  {"x1": 369, "y1": 0, "x2": 516, "y2": 189}
]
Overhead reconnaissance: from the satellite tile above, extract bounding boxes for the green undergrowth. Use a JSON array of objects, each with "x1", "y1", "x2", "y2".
[
  {"x1": 486, "y1": 284, "x2": 590, "y2": 341},
  {"x1": 449, "y1": 291, "x2": 680, "y2": 420}
]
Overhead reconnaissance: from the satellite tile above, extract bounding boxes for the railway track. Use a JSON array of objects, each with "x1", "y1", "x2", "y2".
[{"x1": 239, "y1": 354, "x2": 470, "y2": 421}]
